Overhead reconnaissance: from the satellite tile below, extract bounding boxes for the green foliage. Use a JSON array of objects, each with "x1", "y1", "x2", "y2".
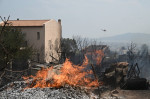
[
  {"x1": 60, "y1": 38, "x2": 78, "y2": 60},
  {"x1": 61, "y1": 38, "x2": 78, "y2": 53},
  {"x1": 0, "y1": 26, "x2": 33, "y2": 69}
]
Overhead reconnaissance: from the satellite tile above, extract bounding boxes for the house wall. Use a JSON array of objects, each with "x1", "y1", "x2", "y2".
[
  {"x1": 19, "y1": 26, "x2": 45, "y2": 63},
  {"x1": 44, "y1": 19, "x2": 62, "y2": 63}
]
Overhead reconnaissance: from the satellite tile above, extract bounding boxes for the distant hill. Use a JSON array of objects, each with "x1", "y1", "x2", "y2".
[{"x1": 99, "y1": 33, "x2": 150, "y2": 44}]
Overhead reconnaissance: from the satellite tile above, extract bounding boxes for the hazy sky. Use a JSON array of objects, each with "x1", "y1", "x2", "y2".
[{"x1": 0, "y1": 0, "x2": 150, "y2": 38}]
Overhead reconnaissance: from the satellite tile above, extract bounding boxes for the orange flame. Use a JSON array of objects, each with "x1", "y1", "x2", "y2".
[
  {"x1": 95, "y1": 50, "x2": 104, "y2": 65},
  {"x1": 85, "y1": 50, "x2": 104, "y2": 65},
  {"x1": 23, "y1": 50, "x2": 104, "y2": 88}
]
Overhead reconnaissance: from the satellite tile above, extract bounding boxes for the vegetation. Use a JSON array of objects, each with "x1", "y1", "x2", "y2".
[
  {"x1": 0, "y1": 17, "x2": 33, "y2": 71},
  {"x1": 61, "y1": 38, "x2": 78, "y2": 58}
]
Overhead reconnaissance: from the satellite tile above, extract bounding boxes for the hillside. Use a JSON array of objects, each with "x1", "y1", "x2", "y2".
[{"x1": 99, "y1": 33, "x2": 150, "y2": 44}]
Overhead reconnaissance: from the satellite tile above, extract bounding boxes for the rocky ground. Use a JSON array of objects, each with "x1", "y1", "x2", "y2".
[
  {"x1": 0, "y1": 81, "x2": 150, "y2": 99},
  {"x1": 0, "y1": 81, "x2": 99, "y2": 99},
  {"x1": 101, "y1": 89, "x2": 150, "y2": 99}
]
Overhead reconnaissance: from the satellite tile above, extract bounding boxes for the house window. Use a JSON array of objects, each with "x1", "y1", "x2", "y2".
[{"x1": 37, "y1": 32, "x2": 40, "y2": 40}]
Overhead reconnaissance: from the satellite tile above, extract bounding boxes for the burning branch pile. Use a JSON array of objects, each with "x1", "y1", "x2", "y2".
[
  {"x1": 23, "y1": 57, "x2": 101, "y2": 88},
  {"x1": 23, "y1": 50, "x2": 104, "y2": 89}
]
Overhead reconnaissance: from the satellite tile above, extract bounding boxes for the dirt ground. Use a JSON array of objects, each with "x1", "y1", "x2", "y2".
[{"x1": 101, "y1": 89, "x2": 150, "y2": 99}]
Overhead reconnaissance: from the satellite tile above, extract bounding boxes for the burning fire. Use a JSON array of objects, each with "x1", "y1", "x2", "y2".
[
  {"x1": 95, "y1": 50, "x2": 104, "y2": 65},
  {"x1": 23, "y1": 50, "x2": 104, "y2": 89},
  {"x1": 86, "y1": 50, "x2": 104, "y2": 65}
]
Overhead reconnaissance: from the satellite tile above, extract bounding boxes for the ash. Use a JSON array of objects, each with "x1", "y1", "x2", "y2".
[{"x1": 0, "y1": 81, "x2": 98, "y2": 99}]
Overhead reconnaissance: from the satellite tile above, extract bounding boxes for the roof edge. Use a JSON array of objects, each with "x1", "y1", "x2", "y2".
[{"x1": 8, "y1": 19, "x2": 50, "y2": 21}]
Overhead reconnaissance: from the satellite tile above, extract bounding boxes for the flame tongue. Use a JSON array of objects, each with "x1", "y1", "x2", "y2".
[{"x1": 24, "y1": 50, "x2": 104, "y2": 88}]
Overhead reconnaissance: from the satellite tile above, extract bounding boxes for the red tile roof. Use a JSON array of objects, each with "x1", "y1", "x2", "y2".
[{"x1": 0, "y1": 20, "x2": 50, "y2": 26}]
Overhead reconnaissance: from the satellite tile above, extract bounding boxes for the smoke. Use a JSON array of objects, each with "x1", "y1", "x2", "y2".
[
  {"x1": 126, "y1": 43, "x2": 150, "y2": 80},
  {"x1": 137, "y1": 44, "x2": 150, "y2": 80}
]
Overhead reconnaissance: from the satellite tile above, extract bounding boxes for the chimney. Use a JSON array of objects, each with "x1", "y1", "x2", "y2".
[
  {"x1": 58, "y1": 19, "x2": 61, "y2": 25},
  {"x1": 17, "y1": 18, "x2": 19, "y2": 20}
]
